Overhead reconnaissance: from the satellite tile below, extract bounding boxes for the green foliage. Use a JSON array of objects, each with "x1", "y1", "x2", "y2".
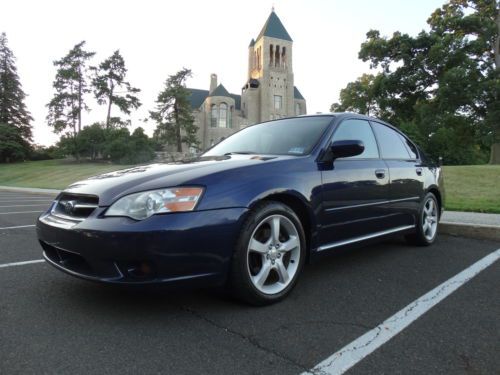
[
  {"x1": 330, "y1": 74, "x2": 381, "y2": 116},
  {"x1": 91, "y1": 50, "x2": 141, "y2": 128},
  {"x1": 0, "y1": 122, "x2": 29, "y2": 162},
  {"x1": 46, "y1": 41, "x2": 95, "y2": 138},
  {"x1": 102, "y1": 127, "x2": 155, "y2": 164},
  {"x1": 29, "y1": 144, "x2": 63, "y2": 161},
  {"x1": 331, "y1": 0, "x2": 499, "y2": 165},
  {"x1": 0, "y1": 32, "x2": 33, "y2": 159},
  {"x1": 150, "y1": 68, "x2": 198, "y2": 152},
  {"x1": 57, "y1": 123, "x2": 155, "y2": 164}
]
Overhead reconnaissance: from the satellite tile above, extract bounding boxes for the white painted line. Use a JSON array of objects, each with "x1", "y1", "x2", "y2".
[
  {"x1": 303, "y1": 248, "x2": 500, "y2": 375},
  {"x1": 0, "y1": 196, "x2": 55, "y2": 199},
  {"x1": 0, "y1": 211, "x2": 42, "y2": 215},
  {"x1": 0, "y1": 224, "x2": 36, "y2": 230},
  {"x1": 0, "y1": 204, "x2": 49, "y2": 208},
  {"x1": 0, "y1": 199, "x2": 53, "y2": 203},
  {"x1": 0, "y1": 259, "x2": 44, "y2": 269}
]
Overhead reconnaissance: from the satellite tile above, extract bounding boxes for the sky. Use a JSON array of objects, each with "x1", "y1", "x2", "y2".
[{"x1": 1, "y1": 0, "x2": 447, "y2": 146}]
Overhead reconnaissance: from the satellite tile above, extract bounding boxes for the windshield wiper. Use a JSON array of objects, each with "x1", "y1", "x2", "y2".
[{"x1": 223, "y1": 151, "x2": 259, "y2": 155}]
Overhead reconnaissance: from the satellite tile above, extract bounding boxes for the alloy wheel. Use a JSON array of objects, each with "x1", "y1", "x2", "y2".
[
  {"x1": 422, "y1": 197, "x2": 438, "y2": 241},
  {"x1": 246, "y1": 214, "x2": 301, "y2": 295}
]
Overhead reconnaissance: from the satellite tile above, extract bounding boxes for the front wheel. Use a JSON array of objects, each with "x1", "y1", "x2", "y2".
[
  {"x1": 229, "y1": 201, "x2": 306, "y2": 305},
  {"x1": 406, "y1": 192, "x2": 439, "y2": 246}
]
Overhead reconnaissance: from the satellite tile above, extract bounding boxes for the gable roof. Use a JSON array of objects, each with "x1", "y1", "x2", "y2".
[
  {"x1": 256, "y1": 11, "x2": 293, "y2": 42},
  {"x1": 209, "y1": 84, "x2": 230, "y2": 97},
  {"x1": 187, "y1": 87, "x2": 241, "y2": 110},
  {"x1": 294, "y1": 86, "x2": 305, "y2": 100}
]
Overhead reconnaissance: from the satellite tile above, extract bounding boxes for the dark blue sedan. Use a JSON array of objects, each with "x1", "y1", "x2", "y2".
[{"x1": 37, "y1": 113, "x2": 444, "y2": 305}]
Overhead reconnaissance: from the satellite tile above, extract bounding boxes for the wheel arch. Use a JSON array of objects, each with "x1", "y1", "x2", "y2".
[{"x1": 249, "y1": 190, "x2": 316, "y2": 262}]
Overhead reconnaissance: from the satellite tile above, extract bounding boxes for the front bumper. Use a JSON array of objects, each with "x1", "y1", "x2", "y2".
[{"x1": 37, "y1": 207, "x2": 248, "y2": 286}]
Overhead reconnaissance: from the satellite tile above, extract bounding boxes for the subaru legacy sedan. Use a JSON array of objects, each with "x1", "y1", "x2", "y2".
[{"x1": 37, "y1": 113, "x2": 444, "y2": 305}]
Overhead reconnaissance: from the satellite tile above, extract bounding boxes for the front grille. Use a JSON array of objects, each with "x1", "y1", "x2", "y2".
[{"x1": 52, "y1": 193, "x2": 99, "y2": 221}]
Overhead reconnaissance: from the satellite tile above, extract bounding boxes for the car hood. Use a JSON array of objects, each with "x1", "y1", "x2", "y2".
[{"x1": 63, "y1": 155, "x2": 287, "y2": 206}]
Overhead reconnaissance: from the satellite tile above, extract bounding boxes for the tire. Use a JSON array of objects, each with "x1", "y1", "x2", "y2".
[
  {"x1": 228, "y1": 201, "x2": 306, "y2": 306},
  {"x1": 406, "y1": 192, "x2": 439, "y2": 246}
]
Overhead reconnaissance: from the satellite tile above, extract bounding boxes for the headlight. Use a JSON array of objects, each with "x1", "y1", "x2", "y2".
[{"x1": 105, "y1": 187, "x2": 204, "y2": 220}]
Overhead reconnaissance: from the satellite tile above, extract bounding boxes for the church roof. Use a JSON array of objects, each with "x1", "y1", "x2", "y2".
[
  {"x1": 294, "y1": 86, "x2": 305, "y2": 100},
  {"x1": 187, "y1": 88, "x2": 209, "y2": 109},
  {"x1": 256, "y1": 11, "x2": 293, "y2": 42},
  {"x1": 187, "y1": 87, "x2": 241, "y2": 110},
  {"x1": 248, "y1": 38, "x2": 255, "y2": 47},
  {"x1": 209, "y1": 84, "x2": 231, "y2": 97}
]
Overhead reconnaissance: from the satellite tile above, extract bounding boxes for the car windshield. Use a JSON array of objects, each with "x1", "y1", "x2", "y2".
[{"x1": 203, "y1": 116, "x2": 332, "y2": 157}]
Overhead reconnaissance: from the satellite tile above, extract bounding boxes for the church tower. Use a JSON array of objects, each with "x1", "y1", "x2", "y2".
[{"x1": 242, "y1": 10, "x2": 305, "y2": 124}]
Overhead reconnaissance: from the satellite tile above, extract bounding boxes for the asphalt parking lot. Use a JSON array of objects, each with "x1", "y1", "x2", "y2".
[{"x1": 0, "y1": 191, "x2": 499, "y2": 375}]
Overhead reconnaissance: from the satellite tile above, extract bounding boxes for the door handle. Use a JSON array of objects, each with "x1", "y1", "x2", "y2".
[
  {"x1": 416, "y1": 167, "x2": 423, "y2": 176},
  {"x1": 375, "y1": 169, "x2": 386, "y2": 179}
]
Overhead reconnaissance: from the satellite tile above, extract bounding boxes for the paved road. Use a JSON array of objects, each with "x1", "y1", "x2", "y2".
[{"x1": 0, "y1": 191, "x2": 499, "y2": 374}]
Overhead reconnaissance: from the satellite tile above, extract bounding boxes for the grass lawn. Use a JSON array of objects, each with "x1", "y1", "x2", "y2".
[
  {"x1": 0, "y1": 159, "x2": 133, "y2": 190},
  {"x1": 0, "y1": 160, "x2": 498, "y2": 213},
  {"x1": 443, "y1": 165, "x2": 500, "y2": 214}
]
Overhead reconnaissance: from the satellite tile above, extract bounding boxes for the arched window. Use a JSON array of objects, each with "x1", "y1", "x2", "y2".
[
  {"x1": 211, "y1": 104, "x2": 218, "y2": 127},
  {"x1": 295, "y1": 102, "x2": 301, "y2": 115},
  {"x1": 275, "y1": 45, "x2": 280, "y2": 67},
  {"x1": 228, "y1": 106, "x2": 233, "y2": 128},
  {"x1": 219, "y1": 103, "x2": 227, "y2": 128},
  {"x1": 282, "y1": 47, "x2": 286, "y2": 68},
  {"x1": 269, "y1": 44, "x2": 274, "y2": 66}
]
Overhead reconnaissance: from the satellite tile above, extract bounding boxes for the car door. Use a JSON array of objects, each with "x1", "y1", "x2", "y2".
[
  {"x1": 370, "y1": 121, "x2": 424, "y2": 227},
  {"x1": 319, "y1": 118, "x2": 392, "y2": 249}
]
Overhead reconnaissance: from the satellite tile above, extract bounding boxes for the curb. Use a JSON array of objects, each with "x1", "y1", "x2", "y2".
[
  {"x1": 440, "y1": 222, "x2": 500, "y2": 242},
  {"x1": 0, "y1": 186, "x2": 60, "y2": 195}
]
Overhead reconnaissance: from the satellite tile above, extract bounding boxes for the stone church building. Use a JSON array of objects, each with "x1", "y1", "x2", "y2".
[{"x1": 188, "y1": 10, "x2": 307, "y2": 150}]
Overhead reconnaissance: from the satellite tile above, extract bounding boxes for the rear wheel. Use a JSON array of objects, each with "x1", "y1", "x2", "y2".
[
  {"x1": 406, "y1": 192, "x2": 439, "y2": 246},
  {"x1": 229, "y1": 201, "x2": 306, "y2": 305}
]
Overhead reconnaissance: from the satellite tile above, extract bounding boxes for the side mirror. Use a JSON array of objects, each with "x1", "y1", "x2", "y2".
[{"x1": 331, "y1": 140, "x2": 364, "y2": 159}]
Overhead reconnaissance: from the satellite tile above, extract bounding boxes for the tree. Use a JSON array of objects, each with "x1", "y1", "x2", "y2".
[
  {"x1": 91, "y1": 50, "x2": 141, "y2": 129},
  {"x1": 150, "y1": 68, "x2": 198, "y2": 152},
  {"x1": 76, "y1": 123, "x2": 107, "y2": 160},
  {"x1": 0, "y1": 32, "x2": 33, "y2": 159},
  {"x1": 331, "y1": 0, "x2": 499, "y2": 165},
  {"x1": 47, "y1": 41, "x2": 95, "y2": 137},
  {"x1": 0, "y1": 122, "x2": 29, "y2": 162},
  {"x1": 330, "y1": 74, "x2": 381, "y2": 116}
]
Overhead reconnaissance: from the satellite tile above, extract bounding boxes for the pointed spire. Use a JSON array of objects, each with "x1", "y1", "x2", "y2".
[{"x1": 256, "y1": 10, "x2": 292, "y2": 42}]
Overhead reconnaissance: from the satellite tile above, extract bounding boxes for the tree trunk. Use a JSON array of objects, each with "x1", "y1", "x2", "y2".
[
  {"x1": 106, "y1": 81, "x2": 113, "y2": 129},
  {"x1": 174, "y1": 101, "x2": 182, "y2": 152},
  {"x1": 78, "y1": 76, "x2": 82, "y2": 133},
  {"x1": 490, "y1": 9, "x2": 500, "y2": 164},
  {"x1": 490, "y1": 144, "x2": 500, "y2": 164}
]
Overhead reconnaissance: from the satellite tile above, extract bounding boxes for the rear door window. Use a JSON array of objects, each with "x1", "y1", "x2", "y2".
[{"x1": 371, "y1": 122, "x2": 411, "y2": 160}]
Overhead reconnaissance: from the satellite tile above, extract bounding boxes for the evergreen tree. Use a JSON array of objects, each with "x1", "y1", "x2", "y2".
[
  {"x1": 91, "y1": 50, "x2": 141, "y2": 129},
  {"x1": 150, "y1": 68, "x2": 198, "y2": 152},
  {"x1": 47, "y1": 41, "x2": 95, "y2": 137},
  {"x1": 0, "y1": 32, "x2": 33, "y2": 160}
]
